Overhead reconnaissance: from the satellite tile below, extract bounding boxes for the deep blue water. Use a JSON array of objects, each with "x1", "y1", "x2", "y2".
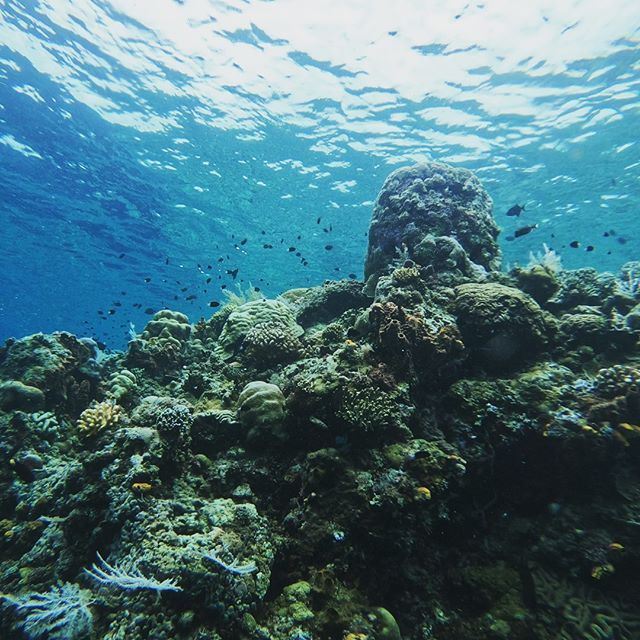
[{"x1": 1, "y1": 1, "x2": 639, "y2": 348}]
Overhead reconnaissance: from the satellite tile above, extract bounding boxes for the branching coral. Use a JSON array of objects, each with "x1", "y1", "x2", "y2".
[{"x1": 77, "y1": 400, "x2": 124, "y2": 435}]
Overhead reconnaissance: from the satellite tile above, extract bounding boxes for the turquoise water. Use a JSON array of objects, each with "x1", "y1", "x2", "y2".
[{"x1": 1, "y1": 1, "x2": 639, "y2": 347}]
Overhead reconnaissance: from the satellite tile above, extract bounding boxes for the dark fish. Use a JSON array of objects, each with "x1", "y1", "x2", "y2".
[
  {"x1": 349, "y1": 273, "x2": 357, "y2": 279},
  {"x1": 206, "y1": 277, "x2": 211, "y2": 284},
  {"x1": 218, "y1": 257, "x2": 224, "y2": 262},
  {"x1": 316, "y1": 217, "x2": 321, "y2": 224},
  {"x1": 514, "y1": 224, "x2": 537, "y2": 238},
  {"x1": 617, "y1": 237, "x2": 627, "y2": 244},
  {"x1": 181, "y1": 287, "x2": 188, "y2": 292},
  {"x1": 569, "y1": 240, "x2": 580, "y2": 248},
  {"x1": 586, "y1": 245, "x2": 594, "y2": 252},
  {"x1": 144, "y1": 308, "x2": 155, "y2": 315},
  {"x1": 263, "y1": 244, "x2": 273, "y2": 249},
  {"x1": 209, "y1": 301, "x2": 220, "y2": 308},
  {"x1": 506, "y1": 204, "x2": 525, "y2": 217},
  {"x1": 288, "y1": 247, "x2": 296, "y2": 252},
  {"x1": 186, "y1": 295, "x2": 197, "y2": 301},
  {"x1": 144, "y1": 277, "x2": 151, "y2": 283},
  {"x1": 113, "y1": 302, "x2": 122, "y2": 307},
  {"x1": 207, "y1": 265, "x2": 212, "y2": 270},
  {"x1": 325, "y1": 244, "x2": 333, "y2": 250},
  {"x1": 603, "y1": 232, "x2": 610, "y2": 237},
  {"x1": 165, "y1": 257, "x2": 169, "y2": 265},
  {"x1": 227, "y1": 268, "x2": 239, "y2": 279},
  {"x1": 221, "y1": 284, "x2": 227, "y2": 290},
  {"x1": 240, "y1": 238, "x2": 247, "y2": 245},
  {"x1": 118, "y1": 253, "x2": 125, "y2": 259},
  {"x1": 254, "y1": 287, "x2": 260, "y2": 292}
]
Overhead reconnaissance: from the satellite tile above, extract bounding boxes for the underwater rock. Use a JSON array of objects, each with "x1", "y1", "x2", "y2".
[
  {"x1": 282, "y1": 279, "x2": 371, "y2": 328},
  {"x1": 215, "y1": 299, "x2": 303, "y2": 360},
  {"x1": 452, "y1": 283, "x2": 553, "y2": 368},
  {"x1": 0, "y1": 380, "x2": 45, "y2": 412},
  {"x1": 547, "y1": 268, "x2": 618, "y2": 312},
  {"x1": 364, "y1": 161, "x2": 500, "y2": 283},
  {"x1": 0, "y1": 332, "x2": 93, "y2": 407}
]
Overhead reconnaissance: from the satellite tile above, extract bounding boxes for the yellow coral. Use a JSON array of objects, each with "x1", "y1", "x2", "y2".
[{"x1": 77, "y1": 400, "x2": 124, "y2": 435}]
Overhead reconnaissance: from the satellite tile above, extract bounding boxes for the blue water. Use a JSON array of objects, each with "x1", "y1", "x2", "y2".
[{"x1": 1, "y1": 1, "x2": 639, "y2": 348}]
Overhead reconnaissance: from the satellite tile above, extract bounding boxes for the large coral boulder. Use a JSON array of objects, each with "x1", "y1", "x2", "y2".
[
  {"x1": 364, "y1": 162, "x2": 500, "y2": 282},
  {"x1": 452, "y1": 283, "x2": 554, "y2": 368}
]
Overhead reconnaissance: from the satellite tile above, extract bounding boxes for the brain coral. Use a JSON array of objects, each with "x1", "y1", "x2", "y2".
[
  {"x1": 364, "y1": 162, "x2": 500, "y2": 280},
  {"x1": 215, "y1": 299, "x2": 303, "y2": 360},
  {"x1": 236, "y1": 381, "x2": 286, "y2": 439}
]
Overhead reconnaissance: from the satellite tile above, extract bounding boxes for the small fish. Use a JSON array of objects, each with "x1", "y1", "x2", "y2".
[
  {"x1": 586, "y1": 245, "x2": 594, "y2": 252},
  {"x1": 506, "y1": 204, "x2": 525, "y2": 217},
  {"x1": 325, "y1": 244, "x2": 333, "y2": 250},
  {"x1": 240, "y1": 238, "x2": 247, "y2": 245},
  {"x1": 603, "y1": 232, "x2": 610, "y2": 237},
  {"x1": 144, "y1": 308, "x2": 155, "y2": 315},
  {"x1": 569, "y1": 240, "x2": 580, "y2": 248},
  {"x1": 514, "y1": 224, "x2": 537, "y2": 238},
  {"x1": 165, "y1": 257, "x2": 169, "y2": 265},
  {"x1": 118, "y1": 253, "x2": 125, "y2": 259},
  {"x1": 316, "y1": 216, "x2": 321, "y2": 224},
  {"x1": 181, "y1": 287, "x2": 188, "y2": 292},
  {"x1": 206, "y1": 277, "x2": 211, "y2": 284},
  {"x1": 227, "y1": 268, "x2": 239, "y2": 279},
  {"x1": 144, "y1": 277, "x2": 151, "y2": 283},
  {"x1": 186, "y1": 294, "x2": 197, "y2": 301},
  {"x1": 348, "y1": 273, "x2": 357, "y2": 279},
  {"x1": 209, "y1": 300, "x2": 220, "y2": 308},
  {"x1": 617, "y1": 237, "x2": 627, "y2": 245},
  {"x1": 288, "y1": 247, "x2": 296, "y2": 252}
]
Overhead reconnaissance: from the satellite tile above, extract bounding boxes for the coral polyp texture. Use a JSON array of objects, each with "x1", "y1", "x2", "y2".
[{"x1": 1, "y1": 161, "x2": 640, "y2": 640}]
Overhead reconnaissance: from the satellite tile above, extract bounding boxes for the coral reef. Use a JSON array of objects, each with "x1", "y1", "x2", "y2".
[
  {"x1": 364, "y1": 161, "x2": 501, "y2": 283},
  {"x1": 1, "y1": 162, "x2": 640, "y2": 640}
]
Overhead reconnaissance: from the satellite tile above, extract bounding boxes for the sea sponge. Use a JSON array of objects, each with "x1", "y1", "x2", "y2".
[
  {"x1": 77, "y1": 399, "x2": 125, "y2": 435},
  {"x1": 236, "y1": 381, "x2": 286, "y2": 434},
  {"x1": 215, "y1": 299, "x2": 303, "y2": 360},
  {"x1": 365, "y1": 162, "x2": 500, "y2": 281}
]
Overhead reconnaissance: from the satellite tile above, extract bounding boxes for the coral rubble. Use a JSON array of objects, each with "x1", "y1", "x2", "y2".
[{"x1": 1, "y1": 161, "x2": 639, "y2": 640}]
